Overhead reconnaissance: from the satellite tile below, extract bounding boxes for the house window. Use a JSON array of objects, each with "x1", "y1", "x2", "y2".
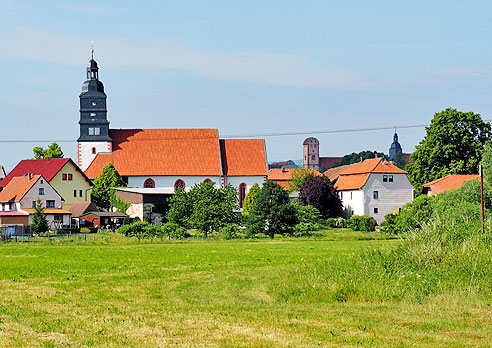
[
  {"x1": 350, "y1": 192, "x2": 353, "y2": 200},
  {"x1": 373, "y1": 191, "x2": 378, "y2": 199},
  {"x1": 40, "y1": 180, "x2": 44, "y2": 184},
  {"x1": 9, "y1": 203, "x2": 14, "y2": 210},
  {"x1": 92, "y1": 147, "x2": 96, "y2": 154},
  {"x1": 144, "y1": 178, "x2": 155, "y2": 188},
  {"x1": 79, "y1": 190, "x2": 83, "y2": 197},
  {"x1": 389, "y1": 175, "x2": 393, "y2": 182},
  {"x1": 68, "y1": 174, "x2": 72, "y2": 180},
  {"x1": 32, "y1": 201, "x2": 36, "y2": 208},
  {"x1": 174, "y1": 179, "x2": 185, "y2": 191},
  {"x1": 374, "y1": 207, "x2": 379, "y2": 214},
  {"x1": 46, "y1": 200, "x2": 55, "y2": 208},
  {"x1": 203, "y1": 178, "x2": 212, "y2": 183},
  {"x1": 74, "y1": 190, "x2": 77, "y2": 197},
  {"x1": 54, "y1": 214, "x2": 63, "y2": 221},
  {"x1": 39, "y1": 188, "x2": 45, "y2": 195},
  {"x1": 340, "y1": 192, "x2": 343, "y2": 200},
  {"x1": 62, "y1": 174, "x2": 67, "y2": 180},
  {"x1": 383, "y1": 175, "x2": 388, "y2": 182},
  {"x1": 239, "y1": 183, "x2": 247, "y2": 208}
]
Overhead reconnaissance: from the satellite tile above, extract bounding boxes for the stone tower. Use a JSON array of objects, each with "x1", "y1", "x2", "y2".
[
  {"x1": 303, "y1": 137, "x2": 319, "y2": 170},
  {"x1": 77, "y1": 52, "x2": 112, "y2": 171}
]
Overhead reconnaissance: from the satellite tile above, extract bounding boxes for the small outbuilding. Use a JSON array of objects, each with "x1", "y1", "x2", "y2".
[{"x1": 79, "y1": 211, "x2": 127, "y2": 229}]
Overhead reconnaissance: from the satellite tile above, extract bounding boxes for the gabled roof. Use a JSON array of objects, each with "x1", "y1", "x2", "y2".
[
  {"x1": 0, "y1": 175, "x2": 42, "y2": 202},
  {"x1": 422, "y1": 174, "x2": 480, "y2": 195},
  {"x1": 69, "y1": 201, "x2": 97, "y2": 218},
  {"x1": 219, "y1": 139, "x2": 268, "y2": 176},
  {"x1": 0, "y1": 158, "x2": 91, "y2": 187},
  {"x1": 324, "y1": 164, "x2": 352, "y2": 182},
  {"x1": 334, "y1": 174, "x2": 371, "y2": 191},
  {"x1": 334, "y1": 158, "x2": 407, "y2": 191},
  {"x1": 267, "y1": 168, "x2": 323, "y2": 190},
  {"x1": 85, "y1": 129, "x2": 224, "y2": 178},
  {"x1": 341, "y1": 158, "x2": 407, "y2": 175}
]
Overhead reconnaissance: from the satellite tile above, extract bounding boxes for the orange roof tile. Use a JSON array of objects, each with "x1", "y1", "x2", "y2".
[
  {"x1": 422, "y1": 174, "x2": 480, "y2": 195},
  {"x1": 267, "y1": 168, "x2": 323, "y2": 189},
  {"x1": 0, "y1": 175, "x2": 42, "y2": 202},
  {"x1": 324, "y1": 164, "x2": 352, "y2": 182},
  {"x1": 23, "y1": 208, "x2": 71, "y2": 215},
  {"x1": 85, "y1": 129, "x2": 223, "y2": 178},
  {"x1": 220, "y1": 139, "x2": 268, "y2": 176},
  {"x1": 341, "y1": 158, "x2": 407, "y2": 175},
  {"x1": 334, "y1": 174, "x2": 371, "y2": 191}
]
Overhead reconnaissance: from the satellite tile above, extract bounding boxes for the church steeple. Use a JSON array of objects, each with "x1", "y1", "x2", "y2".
[
  {"x1": 389, "y1": 131, "x2": 403, "y2": 161},
  {"x1": 77, "y1": 48, "x2": 112, "y2": 171}
]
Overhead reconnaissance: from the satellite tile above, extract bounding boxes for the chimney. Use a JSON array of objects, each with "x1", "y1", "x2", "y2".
[
  {"x1": 28, "y1": 173, "x2": 33, "y2": 181},
  {"x1": 360, "y1": 156, "x2": 363, "y2": 162}
]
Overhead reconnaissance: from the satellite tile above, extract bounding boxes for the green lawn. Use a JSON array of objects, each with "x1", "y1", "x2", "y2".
[{"x1": 0, "y1": 231, "x2": 490, "y2": 347}]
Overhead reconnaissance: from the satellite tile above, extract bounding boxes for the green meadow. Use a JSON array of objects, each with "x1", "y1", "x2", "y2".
[{"x1": 0, "y1": 231, "x2": 490, "y2": 347}]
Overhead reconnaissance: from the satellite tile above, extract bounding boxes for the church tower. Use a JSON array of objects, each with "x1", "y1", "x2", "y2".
[
  {"x1": 77, "y1": 50, "x2": 112, "y2": 171},
  {"x1": 389, "y1": 132, "x2": 403, "y2": 161}
]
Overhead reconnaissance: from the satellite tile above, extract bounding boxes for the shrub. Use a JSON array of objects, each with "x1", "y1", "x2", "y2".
[
  {"x1": 80, "y1": 227, "x2": 98, "y2": 233},
  {"x1": 348, "y1": 215, "x2": 377, "y2": 232},
  {"x1": 162, "y1": 222, "x2": 180, "y2": 237},
  {"x1": 218, "y1": 223, "x2": 240, "y2": 240},
  {"x1": 117, "y1": 221, "x2": 149, "y2": 238},
  {"x1": 326, "y1": 218, "x2": 335, "y2": 228},
  {"x1": 169, "y1": 226, "x2": 188, "y2": 240},
  {"x1": 380, "y1": 213, "x2": 398, "y2": 235},
  {"x1": 293, "y1": 222, "x2": 319, "y2": 237}
]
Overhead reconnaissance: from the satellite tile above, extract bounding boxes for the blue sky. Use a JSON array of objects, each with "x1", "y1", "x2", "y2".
[{"x1": 1, "y1": 1, "x2": 492, "y2": 171}]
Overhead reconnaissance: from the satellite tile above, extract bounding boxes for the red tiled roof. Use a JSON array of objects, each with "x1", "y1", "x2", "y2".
[
  {"x1": 268, "y1": 168, "x2": 323, "y2": 189},
  {"x1": 220, "y1": 139, "x2": 268, "y2": 176},
  {"x1": 86, "y1": 129, "x2": 223, "y2": 178},
  {"x1": 69, "y1": 201, "x2": 97, "y2": 218},
  {"x1": 0, "y1": 175, "x2": 42, "y2": 202},
  {"x1": 0, "y1": 158, "x2": 71, "y2": 187},
  {"x1": 422, "y1": 174, "x2": 480, "y2": 195},
  {"x1": 319, "y1": 157, "x2": 342, "y2": 169},
  {"x1": 334, "y1": 174, "x2": 371, "y2": 191},
  {"x1": 341, "y1": 158, "x2": 407, "y2": 175}
]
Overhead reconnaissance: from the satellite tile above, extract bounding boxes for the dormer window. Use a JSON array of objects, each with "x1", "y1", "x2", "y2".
[
  {"x1": 92, "y1": 102, "x2": 96, "y2": 106},
  {"x1": 91, "y1": 113, "x2": 96, "y2": 117}
]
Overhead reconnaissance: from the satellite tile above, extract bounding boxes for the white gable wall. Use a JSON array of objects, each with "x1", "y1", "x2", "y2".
[
  {"x1": 224, "y1": 176, "x2": 267, "y2": 194},
  {"x1": 339, "y1": 190, "x2": 365, "y2": 216},
  {"x1": 20, "y1": 177, "x2": 64, "y2": 210},
  {"x1": 362, "y1": 173, "x2": 414, "y2": 223}
]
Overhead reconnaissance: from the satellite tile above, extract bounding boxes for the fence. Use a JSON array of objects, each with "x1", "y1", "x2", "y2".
[{"x1": 0, "y1": 225, "x2": 33, "y2": 241}]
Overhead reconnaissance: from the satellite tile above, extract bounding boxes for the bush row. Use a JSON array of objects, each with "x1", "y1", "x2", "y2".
[{"x1": 117, "y1": 221, "x2": 188, "y2": 239}]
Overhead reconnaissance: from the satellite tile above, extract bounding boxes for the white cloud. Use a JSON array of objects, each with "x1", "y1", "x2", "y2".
[{"x1": 0, "y1": 27, "x2": 373, "y2": 90}]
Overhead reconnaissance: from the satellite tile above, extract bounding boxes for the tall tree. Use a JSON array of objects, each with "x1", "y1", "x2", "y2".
[
  {"x1": 406, "y1": 108, "x2": 492, "y2": 190},
  {"x1": 246, "y1": 180, "x2": 297, "y2": 238},
  {"x1": 242, "y1": 182, "x2": 260, "y2": 216},
  {"x1": 32, "y1": 142, "x2": 64, "y2": 159},
  {"x1": 32, "y1": 199, "x2": 49, "y2": 234},
  {"x1": 91, "y1": 163, "x2": 127, "y2": 210},
  {"x1": 298, "y1": 176, "x2": 343, "y2": 218},
  {"x1": 286, "y1": 168, "x2": 317, "y2": 193}
]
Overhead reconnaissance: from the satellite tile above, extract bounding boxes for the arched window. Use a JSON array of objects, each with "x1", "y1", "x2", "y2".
[
  {"x1": 92, "y1": 147, "x2": 96, "y2": 154},
  {"x1": 239, "y1": 183, "x2": 247, "y2": 208},
  {"x1": 174, "y1": 179, "x2": 185, "y2": 191},
  {"x1": 143, "y1": 178, "x2": 155, "y2": 188},
  {"x1": 203, "y1": 178, "x2": 212, "y2": 183}
]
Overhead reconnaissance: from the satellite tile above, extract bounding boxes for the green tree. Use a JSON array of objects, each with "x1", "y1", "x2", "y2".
[
  {"x1": 286, "y1": 168, "x2": 317, "y2": 193},
  {"x1": 166, "y1": 182, "x2": 238, "y2": 237},
  {"x1": 242, "y1": 182, "x2": 260, "y2": 216},
  {"x1": 392, "y1": 151, "x2": 407, "y2": 169},
  {"x1": 334, "y1": 150, "x2": 387, "y2": 167},
  {"x1": 32, "y1": 199, "x2": 49, "y2": 234},
  {"x1": 246, "y1": 180, "x2": 298, "y2": 238},
  {"x1": 91, "y1": 163, "x2": 127, "y2": 210},
  {"x1": 481, "y1": 141, "x2": 492, "y2": 185},
  {"x1": 406, "y1": 108, "x2": 492, "y2": 190},
  {"x1": 298, "y1": 175, "x2": 343, "y2": 218},
  {"x1": 32, "y1": 142, "x2": 64, "y2": 159},
  {"x1": 188, "y1": 182, "x2": 238, "y2": 237}
]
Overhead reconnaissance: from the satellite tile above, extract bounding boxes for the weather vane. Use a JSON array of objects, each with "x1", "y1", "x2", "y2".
[{"x1": 90, "y1": 40, "x2": 94, "y2": 59}]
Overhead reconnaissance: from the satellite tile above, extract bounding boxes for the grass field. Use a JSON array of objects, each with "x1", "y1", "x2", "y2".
[{"x1": 0, "y1": 230, "x2": 490, "y2": 347}]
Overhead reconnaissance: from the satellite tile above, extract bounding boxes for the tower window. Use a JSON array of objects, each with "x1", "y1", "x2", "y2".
[
  {"x1": 92, "y1": 147, "x2": 96, "y2": 154},
  {"x1": 91, "y1": 113, "x2": 96, "y2": 117},
  {"x1": 88, "y1": 127, "x2": 94, "y2": 135},
  {"x1": 311, "y1": 155, "x2": 315, "y2": 160},
  {"x1": 94, "y1": 127, "x2": 100, "y2": 135},
  {"x1": 92, "y1": 102, "x2": 96, "y2": 106}
]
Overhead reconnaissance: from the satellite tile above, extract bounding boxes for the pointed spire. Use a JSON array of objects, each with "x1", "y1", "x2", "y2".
[{"x1": 90, "y1": 40, "x2": 94, "y2": 59}]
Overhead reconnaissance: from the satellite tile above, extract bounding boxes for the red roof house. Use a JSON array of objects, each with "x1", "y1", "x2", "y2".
[{"x1": 422, "y1": 174, "x2": 480, "y2": 196}]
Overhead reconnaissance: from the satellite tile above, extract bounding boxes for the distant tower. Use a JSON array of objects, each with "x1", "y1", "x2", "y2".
[
  {"x1": 303, "y1": 137, "x2": 319, "y2": 170},
  {"x1": 77, "y1": 48, "x2": 112, "y2": 171},
  {"x1": 389, "y1": 131, "x2": 403, "y2": 161}
]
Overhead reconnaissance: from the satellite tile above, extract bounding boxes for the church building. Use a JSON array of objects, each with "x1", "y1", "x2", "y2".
[{"x1": 77, "y1": 54, "x2": 268, "y2": 206}]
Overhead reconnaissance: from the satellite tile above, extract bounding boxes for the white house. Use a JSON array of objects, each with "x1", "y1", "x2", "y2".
[{"x1": 334, "y1": 158, "x2": 414, "y2": 223}]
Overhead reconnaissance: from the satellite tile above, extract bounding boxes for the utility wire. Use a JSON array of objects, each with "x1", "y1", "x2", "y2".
[{"x1": 0, "y1": 120, "x2": 491, "y2": 143}]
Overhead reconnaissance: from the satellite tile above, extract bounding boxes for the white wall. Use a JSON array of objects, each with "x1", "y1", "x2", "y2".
[
  {"x1": 128, "y1": 176, "x2": 223, "y2": 189},
  {"x1": 339, "y1": 190, "x2": 365, "y2": 216},
  {"x1": 362, "y1": 173, "x2": 414, "y2": 223},
  {"x1": 78, "y1": 141, "x2": 112, "y2": 171},
  {"x1": 224, "y1": 176, "x2": 267, "y2": 193}
]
